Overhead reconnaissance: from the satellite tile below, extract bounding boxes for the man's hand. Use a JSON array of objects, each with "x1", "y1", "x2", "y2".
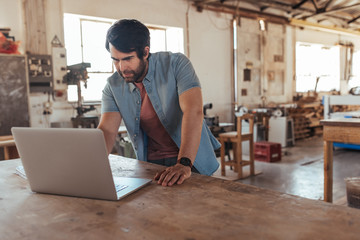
[{"x1": 154, "y1": 164, "x2": 192, "y2": 187}]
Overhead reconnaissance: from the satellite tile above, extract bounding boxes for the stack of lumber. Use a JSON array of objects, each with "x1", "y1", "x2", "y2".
[
  {"x1": 286, "y1": 92, "x2": 360, "y2": 140},
  {"x1": 288, "y1": 100, "x2": 323, "y2": 140},
  {"x1": 288, "y1": 99, "x2": 360, "y2": 140},
  {"x1": 332, "y1": 105, "x2": 360, "y2": 113}
]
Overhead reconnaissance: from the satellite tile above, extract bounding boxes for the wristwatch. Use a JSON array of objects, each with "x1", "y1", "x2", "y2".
[{"x1": 177, "y1": 157, "x2": 193, "y2": 168}]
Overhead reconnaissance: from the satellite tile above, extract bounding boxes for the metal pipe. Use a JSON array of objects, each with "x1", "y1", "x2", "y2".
[
  {"x1": 232, "y1": 17, "x2": 238, "y2": 112},
  {"x1": 186, "y1": 3, "x2": 191, "y2": 57}
]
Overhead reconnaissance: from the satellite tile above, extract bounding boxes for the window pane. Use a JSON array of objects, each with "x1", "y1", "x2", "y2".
[
  {"x1": 296, "y1": 42, "x2": 340, "y2": 92},
  {"x1": 166, "y1": 27, "x2": 184, "y2": 53},
  {"x1": 149, "y1": 28, "x2": 166, "y2": 53},
  {"x1": 67, "y1": 73, "x2": 111, "y2": 102},
  {"x1": 82, "y1": 73, "x2": 111, "y2": 101},
  {"x1": 149, "y1": 27, "x2": 184, "y2": 53},
  {"x1": 81, "y1": 20, "x2": 113, "y2": 72},
  {"x1": 349, "y1": 50, "x2": 360, "y2": 89}
]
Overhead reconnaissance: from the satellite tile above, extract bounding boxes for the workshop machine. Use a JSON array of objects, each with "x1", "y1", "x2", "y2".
[
  {"x1": 63, "y1": 62, "x2": 93, "y2": 116},
  {"x1": 63, "y1": 62, "x2": 98, "y2": 128},
  {"x1": 203, "y1": 103, "x2": 219, "y2": 127}
]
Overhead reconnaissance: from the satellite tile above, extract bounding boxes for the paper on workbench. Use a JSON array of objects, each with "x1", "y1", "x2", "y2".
[{"x1": 15, "y1": 165, "x2": 27, "y2": 179}]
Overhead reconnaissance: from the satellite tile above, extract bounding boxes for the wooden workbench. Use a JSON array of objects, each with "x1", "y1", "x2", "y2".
[
  {"x1": 1, "y1": 157, "x2": 360, "y2": 240},
  {"x1": 321, "y1": 118, "x2": 360, "y2": 203}
]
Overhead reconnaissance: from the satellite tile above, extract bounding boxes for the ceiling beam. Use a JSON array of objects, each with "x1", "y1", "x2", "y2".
[
  {"x1": 291, "y1": 18, "x2": 360, "y2": 36},
  {"x1": 292, "y1": 0, "x2": 310, "y2": 10},
  {"x1": 189, "y1": 0, "x2": 360, "y2": 31},
  {"x1": 302, "y1": 2, "x2": 360, "y2": 19},
  {"x1": 193, "y1": 2, "x2": 289, "y2": 25},
  {"x1": 310, "y1": 0, "x2": 319, "y2": 11},
  {"x1": 323, "y1": 0, "x2": 334, "y2": 10},
  {"x1": 348, "y1": 15, "x2": 360, "y2": 24}
]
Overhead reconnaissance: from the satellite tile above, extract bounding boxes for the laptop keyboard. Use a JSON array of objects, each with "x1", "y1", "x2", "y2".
[{"x1": 115, "y1": 184, "x2": 129, "y2": 193}]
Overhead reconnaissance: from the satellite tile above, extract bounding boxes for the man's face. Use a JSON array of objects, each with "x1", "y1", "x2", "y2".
[{"x1": 109, "y1": 43, "x2": 149, "y2": 83}]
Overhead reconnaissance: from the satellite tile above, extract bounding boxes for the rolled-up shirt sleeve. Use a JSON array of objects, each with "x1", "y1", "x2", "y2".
[
  {"x1": 173, "y1": 53, "x2": 201, "y2": 95},
  {"x1": 101, "y1": 83, "x2": 119, "y2": 114}
]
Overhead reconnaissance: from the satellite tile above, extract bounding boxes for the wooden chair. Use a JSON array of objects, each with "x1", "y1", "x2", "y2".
[
  {"x1": 219, "y1": 114, "x2": 255, "y2": 179},
  {"x1": 0, "y1": 135, "x2": 19, "y2": 160}
]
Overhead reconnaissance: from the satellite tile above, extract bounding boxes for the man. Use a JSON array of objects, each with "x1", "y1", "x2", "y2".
[{"x1": 98, "y1": 19, "x2": 220, "y2": 187}]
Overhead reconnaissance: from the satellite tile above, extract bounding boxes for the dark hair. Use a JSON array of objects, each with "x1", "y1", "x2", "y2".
[{"x1": 105, "y1": 19, "x2": 150, "y2": 59}]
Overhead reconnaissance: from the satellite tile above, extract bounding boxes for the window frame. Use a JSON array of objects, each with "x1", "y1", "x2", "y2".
[{"x1": 79, "y1": 18, "x2": 115, "y2": 74}]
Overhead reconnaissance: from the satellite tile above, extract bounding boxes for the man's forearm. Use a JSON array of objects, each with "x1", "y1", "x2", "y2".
[
  {"x1": 178, "y1": 109, "x2": 203, "y2": 164},
  {"x1": 98, "y1": 126, "x2": 118, "y2": 154},
  {"x1": 97, "y1": 112, "x2": 122, "y2": 155},
  {"x1": 178, "y1": 87, "x2": 204, "y2": 165}
]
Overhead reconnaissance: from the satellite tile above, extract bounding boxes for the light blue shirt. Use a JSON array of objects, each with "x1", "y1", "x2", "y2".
[{"x1": 101, "y1": 52, "x2": 220, "y2": 175}]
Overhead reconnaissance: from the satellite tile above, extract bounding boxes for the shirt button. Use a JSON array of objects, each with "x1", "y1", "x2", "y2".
[
  {"x1": 137, "y1": 101, "x2": 140, "y2": 104},
  {"x1": 134, "y1": 134, "x2": 137, "y2": 137},
  {"x1": 135, "y1": 117, "x2": 139, "y2": 121}
]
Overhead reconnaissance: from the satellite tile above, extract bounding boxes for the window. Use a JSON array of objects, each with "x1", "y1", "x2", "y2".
[
  {"x1": 349, "y1": 50, "x2": 360, "y2": 89},
  {"x1": 149, "y1": 27, "x2": 184, "y2": 54},
  {"x1": 63, "y1": 13, "x2": 184, "y2": 102},
  {"x1": 295, "y1": 42, "x2": 340, "y2": 92}
]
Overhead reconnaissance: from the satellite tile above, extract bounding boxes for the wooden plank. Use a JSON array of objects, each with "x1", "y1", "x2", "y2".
[
  {"x1": 323, "y1": 125, "x2": 360, "y2": 144},
  {"x1": 22, "y1": 0, "x2": 47, "y2": 54},
  {"x1": 321, "y1": 118, "x2": 360, "y2": 127},
  {"x1": 0, "y1": 135, "x2": 14, "y2": 141},
  {"x1": 0, "y1": 140, "x2": 16, "y2": 148},
  {"x1": 2, "y1": 158, "x2": 360, "y2": 239}
]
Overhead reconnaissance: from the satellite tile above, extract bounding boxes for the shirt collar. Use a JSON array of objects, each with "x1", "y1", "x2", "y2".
[{"x1": 144, "y1": 54, "x2": 155, "y2": 83}]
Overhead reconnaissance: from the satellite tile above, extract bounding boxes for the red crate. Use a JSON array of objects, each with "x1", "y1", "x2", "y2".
[{"x1": 254, "y1": 141, "x2": 281, "y2": 162}]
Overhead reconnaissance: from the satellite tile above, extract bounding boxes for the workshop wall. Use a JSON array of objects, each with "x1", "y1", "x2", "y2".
[
  {"x1": 2, "y1": 0, "x2": 360, "y2": 127},
  {"x1": 236, "y1": 18, "x2": 294, "y2": 108},
  {"x1": 0, "y1": 0, "x2": 235, "y2": 124},
  {"x1": 187, "y1": 7, "x2": 232, "y2": 123},
  {"x1": 61, "y1": 0, "x2": 233, "y2": 122}
]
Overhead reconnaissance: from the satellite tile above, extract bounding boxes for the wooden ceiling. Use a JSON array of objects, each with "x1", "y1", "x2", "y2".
[{"x1": 188, "y1": 0, "x2": 360, "y2": 32}]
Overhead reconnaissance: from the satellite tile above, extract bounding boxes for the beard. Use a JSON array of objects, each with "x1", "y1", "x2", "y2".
[{"x1": 119, "y1": 59, "x2": 147, "y2": 83}]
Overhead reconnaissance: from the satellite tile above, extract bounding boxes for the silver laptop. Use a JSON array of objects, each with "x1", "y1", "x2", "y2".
[{"x1": 11, "y1": 127, "x2": 152, "y2": 201}]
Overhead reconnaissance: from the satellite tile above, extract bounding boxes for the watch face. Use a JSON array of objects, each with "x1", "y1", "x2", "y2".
[{"x1": 180, "y1": 158, "x2": 192, "y2": 167}]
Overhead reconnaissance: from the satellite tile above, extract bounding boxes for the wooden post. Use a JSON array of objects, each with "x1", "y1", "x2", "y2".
[
  {"x1": 220, "y1": 138, "x2": 225, "y2": 176},
  {"x1": 323, "y1": 140, "x2": 333, "y2": 203},
  {"x1": 237, "y1": 141, "x2": 242, "y2": 179},
  {"x1": 4, "y1": 146, "x2": 10, "y2": 160},
  {"x1": 249, "y1": 115, "x2": 255, "y2": 176}
]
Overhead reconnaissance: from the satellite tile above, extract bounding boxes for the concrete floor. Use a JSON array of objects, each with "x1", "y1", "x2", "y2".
[{"x1": 214, "y1": 136, "x2": 360, "y2": 203}]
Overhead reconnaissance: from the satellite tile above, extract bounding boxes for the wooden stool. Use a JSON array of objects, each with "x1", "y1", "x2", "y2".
[
  {"x1": 219, "y1": 114, "x2": 255, "y2": 179},
  {"x1": 0, "y1": 136, "x2": 19, "y2": 160}
]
